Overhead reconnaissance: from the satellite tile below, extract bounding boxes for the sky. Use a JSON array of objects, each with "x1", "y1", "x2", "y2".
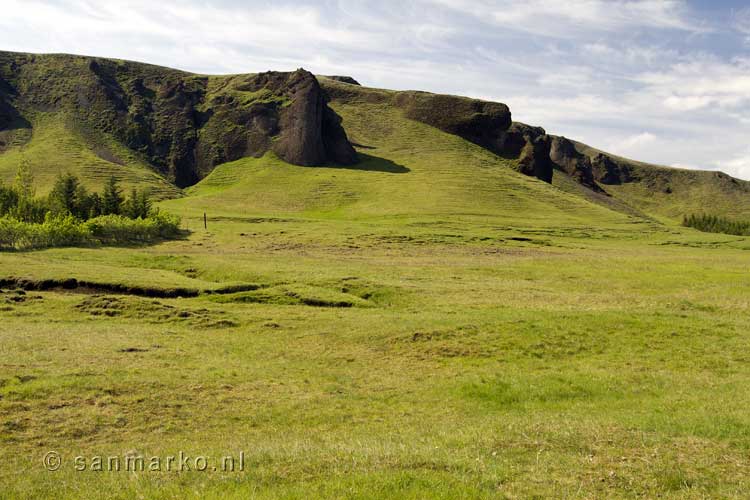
[{"x1": 1, "y1": 0, "x2": 749, "y2": 178}]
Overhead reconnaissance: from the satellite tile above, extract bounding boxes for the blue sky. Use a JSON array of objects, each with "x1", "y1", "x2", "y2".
[{"x1": 1, "y1": 0, "x2": 749, "y2": 178}]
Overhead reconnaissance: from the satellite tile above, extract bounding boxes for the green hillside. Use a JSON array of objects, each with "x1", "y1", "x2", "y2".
[
  {"x1": 1, "y1": 52, "x2": 747, "y2": 224},
  {"x1": 571, "y1": 141, "x2": 750, "y2": 222},
  {"x1": 3, "y1": 54, "x2": 750, "y2": 499},
  {"x1": 320, "y1": 77, "x2": 750, "y2": 224},
  {"x1": 0, "y1": 51, "x2": 355, "y2": 196},
  {"x1": 171, "y1": 98, "x2": 637, "y2": 231},
  {"x1": 0, "y1": 112, "x2": 181, "y2": 198}
]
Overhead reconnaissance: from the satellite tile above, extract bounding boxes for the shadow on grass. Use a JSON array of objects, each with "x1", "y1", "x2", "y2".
[
  {"x1": 0, "y1": 229, "x2": 191, "y2": 253},
  {"x1": 0, "y1": 107, "x2": 32, "y2": 131},
  {"x1": 304, "y1": 153, "x2": 410, "y2": 174}
]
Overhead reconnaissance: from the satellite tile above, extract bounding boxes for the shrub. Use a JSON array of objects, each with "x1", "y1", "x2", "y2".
[
  {"x1": 0, "y1": 184, "x2": 19, "y2": 215},
  {"x1": 682, "y1": 213, "x2": 750, "y2": 236},
  {"x1": 0, "y1": 217, "x2": 26, "y2": 250},
  {"x1": 0, "y1": 167, "x2": 182, "y2": 251},
  {"x1": 0, "y1": 213, "x2": 89, "y2": 250},
  {"x1": 9, "y1": 196, "x2": 49, "y2": 223},
  {"x1": 39, "y1": 213, "x2": 90, "y2": 247},
  {"x1": 0, "y1": 212, "x2": 181, "y2": 251},
  {"x1": 85, "y1": 212, "x2": 181, "y2": 244}
]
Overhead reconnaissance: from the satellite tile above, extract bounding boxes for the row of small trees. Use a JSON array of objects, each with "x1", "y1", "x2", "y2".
[
  {"x1": 0, "y1": 161, "x2": 153, "y2": 223},
  {"x1": 47, "y1": 174, "x2": 152, "y2": 221},
  {"x1": 682, "y1": 213, "x2": 750, "y2": 236},
  {"x1": 0, "y1": 162, "x2": 181, "y2": 250}
]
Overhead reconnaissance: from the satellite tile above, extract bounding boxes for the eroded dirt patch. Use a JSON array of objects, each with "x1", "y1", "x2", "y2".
[
  {"x1": 0, "y1": 277, "x2": 265, "y2": 299},
  {"x1": 75, "y1": 295, "x2": 238, "y2": 328},
  {"x1": 0, "y1": 288, "x2": 43, "y2": 308},
  {"x1": 0, "y1": 277, "x2": 200, "y2": 298}
]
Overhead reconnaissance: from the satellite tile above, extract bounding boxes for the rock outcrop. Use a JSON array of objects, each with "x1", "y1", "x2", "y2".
[
  {"x1": 0, "y1": 97, "x2": 15, "y2": 130},
  {"x1": 240, "y1": 69, "x2": 358, "y2": 168},
  {"x1": 0, "y1": 77, "x2": 20, "y2": 130},
  {"x1": 392, "y1": 91, "x2": 553, "y2": 183},
  {"x1": 549, "y1": 136, "x2": 598, "y2": 190},
  {"x1": 591, "y1": 153, "x2": 633, "y2": 185},
  {"x1": 505, "y1": 123, "x2": 553, "y2": 183},
  {"x1": 0, "y1": 52, "x2": 357, "y2": 187},
  {"x1": 394, "y1": 91, "x2": 511, "y2": 149},
  {"x1": 325, "y1": 75, "x2": 361, "y2": 86}
]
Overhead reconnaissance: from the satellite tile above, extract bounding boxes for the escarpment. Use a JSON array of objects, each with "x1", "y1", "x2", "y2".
[
  {"x1": 0, "y1": 52, "x2": 357, "y2": 187},
  {"x1": 5, "y1": 51, "x2": 749, "y2": 221},
  {"x1": 391, "y1": 91, "x2": 554, "y2": 183},
  {"x1": 549, "y1": 136, "x2": 599, "y2": 190},
  {"x1": 549, "y1": 136, "x2": 636, "y2": 188},
  {"x1": 325, "y1": 76, "x2": 361, "y2": 86}
]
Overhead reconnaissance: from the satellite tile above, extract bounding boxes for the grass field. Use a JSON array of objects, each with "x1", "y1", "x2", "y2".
[{"x1": 2, "y1": 80, "x2": 750, "y2": 499}]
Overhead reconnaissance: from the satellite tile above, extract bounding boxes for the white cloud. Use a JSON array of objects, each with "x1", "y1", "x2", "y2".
[
  {"x1": 718, "y1": 152, "x2": 750, "y2": 180},
  {"x1": 612, "y1": 132, "x2": 658, "y2": 153},
  {"x1": 636, "y1": 57, "x2": 750, "y2": 102},
  {"x1": 434, "y1": 0, "x2": 707, "y2": 37}
]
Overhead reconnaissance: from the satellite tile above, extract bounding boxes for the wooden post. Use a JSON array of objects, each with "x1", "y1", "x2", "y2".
[{"x1": 204, "y1": 212, "x2": 207, "y2": 230}]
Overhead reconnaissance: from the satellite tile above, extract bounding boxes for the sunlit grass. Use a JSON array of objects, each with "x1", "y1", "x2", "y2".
[{"x1": 2, "y1": 79, "x2": 750, "y2": 498}]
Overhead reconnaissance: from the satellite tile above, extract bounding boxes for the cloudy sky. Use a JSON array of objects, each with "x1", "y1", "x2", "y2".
[{"x1": 1, "y1": 0, "x2": 748, "y2": 178}]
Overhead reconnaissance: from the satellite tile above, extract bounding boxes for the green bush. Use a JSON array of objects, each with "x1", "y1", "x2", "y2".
[
  {"x1": 683, "y1": 214, "x2": 750, "y2": 236},
  {"x1": 85, "y1": 212, "x2": 181, "y2": 244},
  {"x1": 0, "y1": 167, "x2": 183, "y2": 251},
  {"x1": 0, "y1": 217, "x2": 25, "y2": 249},
  {"x1": 0, "y1": 212, "x2": 181, "y2": 250},
  {"x1": 0, "y1": 213, "x2": 88, "y2": 250}
]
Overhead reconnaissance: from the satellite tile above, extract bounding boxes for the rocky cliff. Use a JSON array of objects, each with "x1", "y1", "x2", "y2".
[
  {"x1": 391, "y1": 91, "x2": 554, "y2": 183},
  {"x1": 386, "y1": 89, "x2": 655, "y2": 190},
  {"x1": 0, "y1": 52, "x2": 357, "y2": 186}
]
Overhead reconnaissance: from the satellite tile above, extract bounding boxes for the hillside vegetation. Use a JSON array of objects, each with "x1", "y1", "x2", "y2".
[
  {"x1": 572, "y1": 141, "x2": 750, "y2": 222},
  {"x1": 320, "y1": 76, "x2": 750, "y2": 223},
  {"x1": 1, "y1": 51, "x2": 747, "y2": 223},
  {"x1": 0, "y1": 51, "x2": 354, "y2": 193},
  {"x1": 1, "y1": 54, "x2": 750, "y2": 499}
]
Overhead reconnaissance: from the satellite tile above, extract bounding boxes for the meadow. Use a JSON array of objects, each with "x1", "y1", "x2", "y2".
[{"x1": 1, "y1": 78, "x2": 750, "y2": 498}]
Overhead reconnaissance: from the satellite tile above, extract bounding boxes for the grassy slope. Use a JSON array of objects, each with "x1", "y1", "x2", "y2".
[
  {"x1": 572, "y1": 141, "x2": 750, "y2": 222},
  {"x1": 175, "y1": 84, "x2": 638, "y2": 231},
  {"x1": 2, "y1": 75, "x2": 750, "y2": 499},
  {"x1": 2, "y1": 52, "x2": 746, "y2": 221},
  {"x1": 0, "y1": 52, "x2": 182, "y2": 197},
  {"x1": 0, "y1": 112, "x2": 180, "y2": 197}
]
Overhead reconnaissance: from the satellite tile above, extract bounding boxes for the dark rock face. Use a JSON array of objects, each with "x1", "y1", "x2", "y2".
[
  {"x1": 0, "y1": 53, "x2": 357, "y2": 187},
  {"x1": 325, "y1": 75, "x2": 361, "y2": 86},
  {"x1": 0, "y1": 96, "x2": 15, "y2": 129},
  {"x1": 549, "y1": 136, "x2": 599, "y2": 190},
  {"x1": 591, "y1": 153, "x2": 633, "y2": 185},
  {"x1": 0, "y1": 75, "x2": 31, "y2": 151},
  {"x1": 394, "y1": 92, "x2": 512, "y2": 149},
  {"x1": 0, "y1": 77, "x2": 21, "y2": 130},
  {"x1": 391, "y1": 92, "x2": 556, "y2": 183},
  {"x1": 505, "y1": 123, "x2": 553, "y2": 183},
  {"x1": 322, "y1": 105, "x2": 359, "y2": 164},
  {"x1": 274, "y1": 70, "x2": 357, "y2": 166}
]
